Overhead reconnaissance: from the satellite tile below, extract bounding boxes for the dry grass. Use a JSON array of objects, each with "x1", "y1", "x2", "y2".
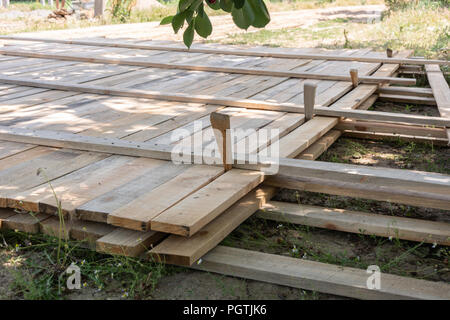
[{"x1": 220, "y1": 5, "x2": 449, "y2": 59}]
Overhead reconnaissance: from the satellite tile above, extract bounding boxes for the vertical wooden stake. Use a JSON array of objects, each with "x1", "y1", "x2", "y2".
[
  {"x1": 94, "y1": 0, "x2": 105, "y2": 17},
  {"x1": 210, "y1": 112, "x2": 232, "y2": 171},
  {"x1": 350, "y1": 68, "x2": 359, "y2": 88},
  {"x1": 304, "y1": 81, "x2": 316, "y2": 121},
  {"x1": 386, "y1": 48, "x2": 393, "y2": 58}
]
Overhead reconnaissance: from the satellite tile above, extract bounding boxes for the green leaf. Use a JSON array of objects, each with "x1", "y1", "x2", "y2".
[
  {"x1": 179, "y1": 0, "x2": 195, "y2": 11},
  {"x1": 206, "y1": 0, "x2": 221, "y2": 10},
  {"x1": 160, "y1": 15, "x2": 174, "y2": 25},
  {"x1": 220, "y1": 0, "x2": 233, "y2": 13},
  {"x1": 231, "y1": 7, "x2": 251, "y2": 30},
  {"x1": 186, "y1": 9, "x2": 195, "y2": 23},
  {"x1": 183, "y1": 21, "x2": 195, "y2": 48},
  {"x1": 241, "y1": 0, "x2": 255, "y2": 27},
  {"x1": 233, "y1": 0, "x2": 245, "y2": 9},
  {"x1": 248, "y1": 0, "x2": 270, "y2": 28},
  {"x1": 195, "y1": 11, "x2": 212, "y2": 38},
  {"x1": 172, "y1": 11, "x2": 186, "y2": 34}
]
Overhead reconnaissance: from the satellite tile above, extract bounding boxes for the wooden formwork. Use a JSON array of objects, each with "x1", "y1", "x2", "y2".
[{"x1": 0, "y1": 36, "x2": 448, "y2": 299}]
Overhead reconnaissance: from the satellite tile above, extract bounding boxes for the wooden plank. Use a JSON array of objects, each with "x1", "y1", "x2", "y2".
[
  {"x1": 107, "y1": 165, "x2": 224, "y2": 231},
  {"x1": 0, "y1": 141, "x2": 35, "y2": 160},
  {"x1": 193, "y1": 246, "x2": 450, "y2": 300},
  {"x1": 296, "y1": 129, "x2": 341, "y2": 160},
  {"x1": 258, "y1": 201, "x2": 450, "y2": 245},
  {"x1": 1, "y1": 36, "x2": 447, "y2": 66},
  {"x1": 0, "y1": 149, "x2": 109, "y2": 208},
  {"x1": 151, "y1": 169, "x2": 265, "y2": 236},
  {"x1": 379, "y1": 94, "x2": 436, "y2": 106},
  {"x1": 70, "y1": 219, "x2": 115, "y2": 245},
  {"x1": 96, "y1": 228, "x2": 165, "y2": 257},
  {"x1": 425, "y1": 64, "x2": 450, "y2": 142},
  {"x1": 336, "y1": 120, "x2": 448, "y2": 138},
  {"x1": 150, "y1": 187, "x2": 275, "y2": 266},
  {"x1": 8, "y1": 156, "x2": 161, "y2": 214},
  {"x1": 1, "y1": 77, "x2": 448, "y2": 126},
  {"x1": 357, "y1": 94, "x2": 378, "y2": 110},
  {"x1": 75, "y1": 161, "x2": 187, "y2": 223},
  {"x1": 0, "y1": 208, "x2": 16, "y2": 229},
  {"x1": 342, "y1": 131, "x2": 448, "y2": 145},
  {"x1": 0, "y1": 49, "x2": 415, "y2": 85},
  {"x1": 2, "y1": 212, "x2": 50, "y2": 233},
  {"x1": 269, "y1": 117, "x2": 338, "y2": 158},
  {"x1": 264, "y1": 174, "x2": 450, "y2": 210},
  {"x1": 378, "y1": 86, "x2": 434, "y2": 97},
  {"x1": 40, "y1": 216, "x2": 71, "y2": 239}
]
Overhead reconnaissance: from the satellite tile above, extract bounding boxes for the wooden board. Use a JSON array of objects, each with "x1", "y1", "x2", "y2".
[
  {"x1": 107, "y1": 165, "x2": 224, "y2": 231},
  {"x1": 258, "y1": 201, "x2": 450, "y2": 245},
  {"x1": 1, "y1": 36, "x2": 447, "y2": 65},
  {"x1": 151, "y1": 169, "x2": 265, "y2": 236},
  {"x1": 193, "y1": 246, "x2": 450, "y2": 300},
  {"x1": 96, "y1": 228, "x2": 166, "y2": 257},
  {"x1": 150, "y1": 187, "x2": 275, "y2": 266},
  {"x1": 425, "y1": 64, "x2": 450, "y2": 142}
]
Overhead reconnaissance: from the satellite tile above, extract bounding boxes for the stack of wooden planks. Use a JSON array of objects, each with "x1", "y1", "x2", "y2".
[{"x1": 0, "y1": 37, "x2": 448, "y2": 300}]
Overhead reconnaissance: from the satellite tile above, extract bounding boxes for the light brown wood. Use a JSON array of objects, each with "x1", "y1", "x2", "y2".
[
  {"x1": 0, "y1": 208, "x2": 16, "y2": 229},
  {"x1": 386, "y1": 48, "x2": 393, "y2": 58},
  {"x1": 0, "y1": 49, "x2": 416, "y2": 85},
  {"x1": 96, "y1": 228, "x2": 165, "y2": 257},
  {"x1": 296, "y1": 129, "x2": 341, "y2": 160},
  {"x1": 379, "y1": 94, "x2": 436, "y2": 106},
  {"x1": 193, "y1": 246, "x2": 450, "y2": 300},
  {"x1": 425, "y1": 64, "x2": 450, "y2": 142},
  {"x1": 149, "y1": 187, "x2": 275, "y2": 266},
  {"x1": 377, "y1": 86, "x2": 434, "y2": 97},
  {"x1": 1, "y1": 36, "x2": 447, "y2": 65},
  {"x1": 210, "y1": 112, "x2": 232, "y2": 171},
  {"x1": 2, "y1": 212, "x2": 50, "y2": 233},
  {"x1": 0, "y1": 78, "x2": 447, "y2": 126},
  {"x1": 303, "y1": 81, "x2": 316, "y2": 121},
  {"x1": 107, "y1": 165, "x2": 224, "y2": 231},
  {"x1": 151, "y1": 169, "x2": 265, "y2": 236},
  {"x1": 258, "y1": 201, "x2": 450, "y2": 245},
  {"x1": 350, "y1": 68, "x2": 359, "y2": 88}
]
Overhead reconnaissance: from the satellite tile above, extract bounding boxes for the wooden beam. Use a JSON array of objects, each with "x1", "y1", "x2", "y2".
[
  {"x1": 264, "y1": 174, "x2": 450, "y2": 211},
  {"x1": 377, "y1": 86, "x2": 434, "y2": 97},
  {"x1": 151, "y1": 169, "x2": 265, "y2": 236},
  {"x1": 2, "y1": 212, "x2": 51, "y2": 234},
  {"x1": 342, "y1": 131, "x2": 448, "y2": 146},
  {"x1": 336, "y1": 119, "x2": 448, "y2": 138},
  {"x1": 96, "y1": 228, "x2": 166, "y2": 257},
  {"x1": 149, "y1": 187, "x2": 275, "y2": 266},
  {"x1": 258, "y1": 201, "x2": 450, "y2": 245},
  {"x1": 1, "y1": 36, "x2": 447, "y2": 66},
  {"x1": 0, "y1": 125, "x2": 448, "y2": 206},
  {"x1": 425, "y1": 64, "x2": 450, "y2": 143},
  {"x1": 350, "y1": 68, "x2": 359, "y2": 88},
  {"x1": 0, "y1": 49, "x2": 416, "y2": 85},
  {"x1": 378, "y1": 94, "x2": 436, "y2": 106},
  {"x1": 0, "y1": 78, "x2": 446, "y2": 126},
  {"x1": 192, "y1": 246, "x2": 450, "y2": 300},
  {"x1": 303, "y1": 81, "x2": 316, "y2": 121},
  {"x1": 296, "y1": 129, "x2": 341, "y2": 160},
  {"x1": 94, "y1": 0, "x2": 105, "y2": 17},
  {"x1": 0, "y1": 208, "x2": 16, "y2": 229},
  {"x1": 210, "y1": 112, "x2": 232, "y2": 171}
]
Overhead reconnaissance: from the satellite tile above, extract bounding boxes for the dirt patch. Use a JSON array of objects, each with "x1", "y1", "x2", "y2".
[
  {"x1": 223, "y1": 217, "x2": 450, "y2": 283},
  {"x1": 149, "y1": 269, "x2": 339, "y2": 300}
]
